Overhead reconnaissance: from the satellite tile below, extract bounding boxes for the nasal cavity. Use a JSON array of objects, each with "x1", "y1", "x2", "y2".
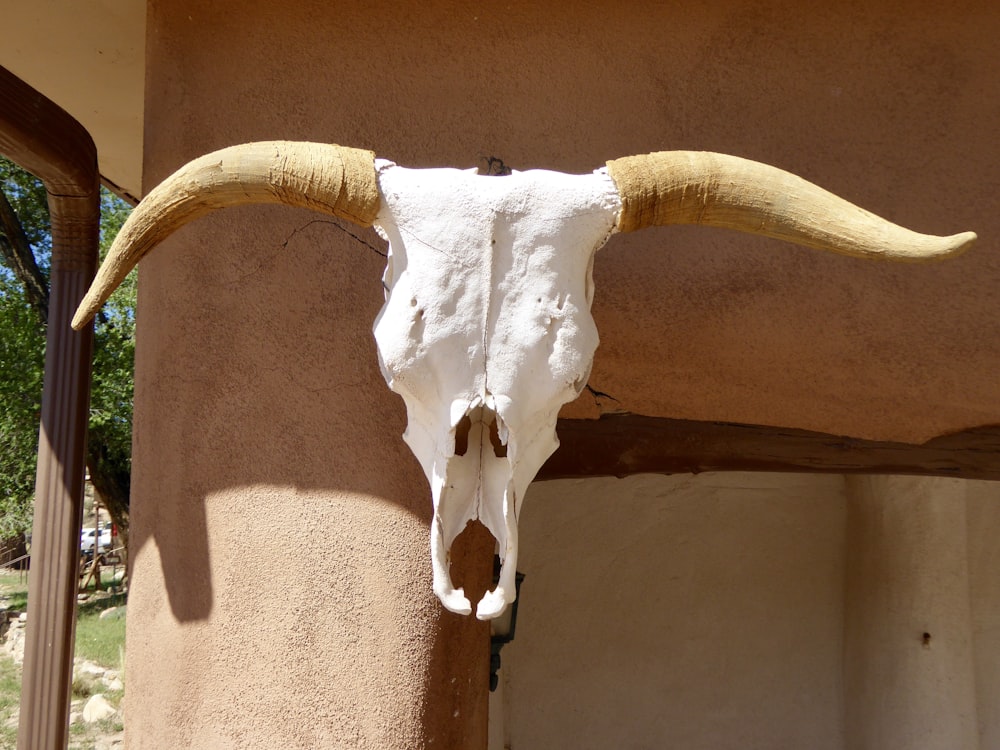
[
  {"x1": 455, "y1": 414, "x2": 472, "y2": 456},
  {"x1": 489, "y1": 419, "x2": 508, "y2": 458},
  {"x1": 453, "y1": 413, "x2": 508, "y2": 458}
]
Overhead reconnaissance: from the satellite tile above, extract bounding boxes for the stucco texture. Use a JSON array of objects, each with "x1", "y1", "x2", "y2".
[
  {"x1": 129, "y1": 0, "x2": 998, "y2": 746},
  {"x1": 141, "y1": 1, "x2": 999, "y2": 441},
  {"x1": 506, "y1": 473, "x2": 1000, "y2": 750},
  {"x1": 507, "y1": 473, "x2": 847, "y2": 749}
]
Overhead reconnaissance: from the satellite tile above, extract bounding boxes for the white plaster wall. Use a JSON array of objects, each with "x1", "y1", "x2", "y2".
[{"x1": 501, "y1": 473, "x2": 848, "y2": 750}]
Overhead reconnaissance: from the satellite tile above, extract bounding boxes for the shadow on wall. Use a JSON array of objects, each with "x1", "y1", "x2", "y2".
[{"x1": 127, "y1": 214, "x2": 428, "y2": 623}]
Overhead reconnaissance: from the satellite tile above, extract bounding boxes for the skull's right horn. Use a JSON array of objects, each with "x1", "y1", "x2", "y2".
[
  {"x1": 71, "y1": 141, "x2": 380, "y2": 330},
  {"x1": 606, "y1": 151, "x2": 976, "y2": 260}
]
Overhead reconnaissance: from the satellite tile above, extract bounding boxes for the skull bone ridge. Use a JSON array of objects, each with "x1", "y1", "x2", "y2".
[{"x1": 373, "y1": 162, "x2": 621, "y2": 619}]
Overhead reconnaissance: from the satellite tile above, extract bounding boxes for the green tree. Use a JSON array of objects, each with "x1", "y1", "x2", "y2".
[{"x1": 0, "y1": 157, "x2": 134, "y2": 550}]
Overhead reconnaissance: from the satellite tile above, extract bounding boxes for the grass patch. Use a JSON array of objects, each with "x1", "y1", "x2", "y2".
[
  {"x1": 0, "y1": 573, "x2": 27, "y2": 614},
  {"x1": 74, "y1": 612, "x2": 126, "y2": 669},
  {"x1": 77, "y1": 570, "x2": 128, "y2": 671},
  {"x1": 0, "y1": 570, "x2": 127, "y2": 746},
  {"x1": 0, "y1": 569, "x2": 127, "y2": 665},
  {"x1": 68, "y1": 714, "x2": 125, "y2": 742},
  {"x1": 0, "y1": 656, "x2": 21, "y2": 746},
  {"x1": 0, "y1": 658, "x2": 20, "y2": 712},
  {"x1": 0, "y1": 571, "x2": 127, "y2": 671},
  {"x1": 0, "y1": 571, "x2": 26, "y2": 746}
]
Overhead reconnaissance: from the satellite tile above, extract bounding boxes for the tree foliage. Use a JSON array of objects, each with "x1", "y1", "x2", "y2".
[
  {"x1": 86, "y1": 189, "x2": 135, "y2": 546},
  {"x1": 0, "y1": 157, "x2": 134, "y2": 543},
  {"x1": 0, "y1": 272, "x2": 44, "y2": 538}
]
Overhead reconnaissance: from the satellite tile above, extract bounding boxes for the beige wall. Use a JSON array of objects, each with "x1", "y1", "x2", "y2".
[
  {"x1": 967, "y1": 483, "x2": 1000, "y2": 747},
  {"x1": 505, "y1": 473, "x2": 847, "y2": 749},
  {"x1": 128, "y1": 1, "x2": 1000, "y2": 746},
  {"x1": 503, "y1": 473, "x2": 1000, "y2": 749}
]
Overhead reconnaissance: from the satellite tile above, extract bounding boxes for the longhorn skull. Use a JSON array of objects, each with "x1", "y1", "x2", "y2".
[{"x1": 71, "y1": 142, "x2": 975, "y2": 619}]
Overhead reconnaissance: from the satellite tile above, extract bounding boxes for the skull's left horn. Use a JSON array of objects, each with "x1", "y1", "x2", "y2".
[
  {"x1": 71, "y1": 141, "x2": 380, "y2": 329},
  {"x1": 607, "y1": 151, "x2": 976, "y2": 261}
]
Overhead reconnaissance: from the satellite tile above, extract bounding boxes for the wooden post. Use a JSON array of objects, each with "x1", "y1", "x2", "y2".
[{"x1": 0, "y1": 65, "x2": 99, "y2": 750}]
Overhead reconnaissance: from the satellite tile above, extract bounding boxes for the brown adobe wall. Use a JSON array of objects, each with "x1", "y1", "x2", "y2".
[{"x1": 130, "y1": 1, "x2": 999, "y2": 746}]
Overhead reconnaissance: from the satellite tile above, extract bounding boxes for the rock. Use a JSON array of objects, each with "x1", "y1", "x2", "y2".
[
  {"x1": 82, "y1": 693, "x2": 116, "y2": 723},
  {"x1": 4, "y1": 621, "x2": 26, "y2": 664},
  {"x1": 17, "y1": 612, "x2": 26, "y2": 623},
  {"x1": 98, "y1": 606, "x2": 116, "y2": 620},
  {"x1": 76, "y1": 661, "x2": 107, "y2": 679},
  {"x1": 68, "y1": 711, "x2": 81, "y2": 725},
  {"x1": 98, "y1": 606, "x2": 126, "y2": 620},
  {"x1": 104, "y1": 677, "x2": 124, "y2": 692}
]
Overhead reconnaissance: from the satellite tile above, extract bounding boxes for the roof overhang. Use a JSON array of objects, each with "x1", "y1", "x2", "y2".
[{"x1": 0, "y1": 2, "x2": 146, "y2": 200}]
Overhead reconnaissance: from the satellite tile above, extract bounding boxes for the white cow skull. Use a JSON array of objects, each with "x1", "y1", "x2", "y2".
[
  {"x1": 72, "y1": 142, "x2": 975, "y2": 619},
  {"x1": 373, "y1": 162, "x2": 618, "y2": 617}
]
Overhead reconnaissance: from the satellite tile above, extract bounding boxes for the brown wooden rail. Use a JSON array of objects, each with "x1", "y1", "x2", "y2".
[{"x1": 541, "y1": 414, "x2": 1000, "y2": 482}]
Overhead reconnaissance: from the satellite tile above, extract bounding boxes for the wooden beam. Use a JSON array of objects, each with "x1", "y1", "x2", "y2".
[{"x1": 539, "y1": 414, "x2": 1000, "y2": 482}]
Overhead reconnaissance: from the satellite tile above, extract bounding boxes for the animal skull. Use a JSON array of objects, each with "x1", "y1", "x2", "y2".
[
  {"x1": 373, "y1": 162, "x2": 618, "y2": 617},
  {"x1": 71, "y1": 142, "x2": 975, "y2": 619}
]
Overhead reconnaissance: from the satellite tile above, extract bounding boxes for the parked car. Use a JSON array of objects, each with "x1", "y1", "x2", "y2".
[{"x1": 80, "y1": 526, "x2": 112, "y2": 553}]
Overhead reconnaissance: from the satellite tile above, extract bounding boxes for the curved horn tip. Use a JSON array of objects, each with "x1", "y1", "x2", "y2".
[
  {"x1": 947, "y1": 230, "x2": 978, "y2": 256},
  {"x1": 896, "y1": 230, "x2": 977, "y2": 263},
  {"x1": 72, "y1": 279, "x2": 114, "y2": 330},
  {"x1": 70, "y1": 311, "x2": 89, "y2": 331},
  {"x1": 606, "y1": 151, "x2": 978, "y2": 263},
  {"x1": 69, "y1": 294, "x2": 104, "y2": 331},
  {"x1": 69, "y1": 141, "x2": 381, "y2": 331}
]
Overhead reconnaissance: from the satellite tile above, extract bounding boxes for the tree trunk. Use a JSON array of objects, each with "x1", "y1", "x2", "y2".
[
  {"x1": 0, "y1": 188, "x2": 48, "y2": 322},
  {"x1": 86, "y1": 442, "x2": 129, "y2": 553}
]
